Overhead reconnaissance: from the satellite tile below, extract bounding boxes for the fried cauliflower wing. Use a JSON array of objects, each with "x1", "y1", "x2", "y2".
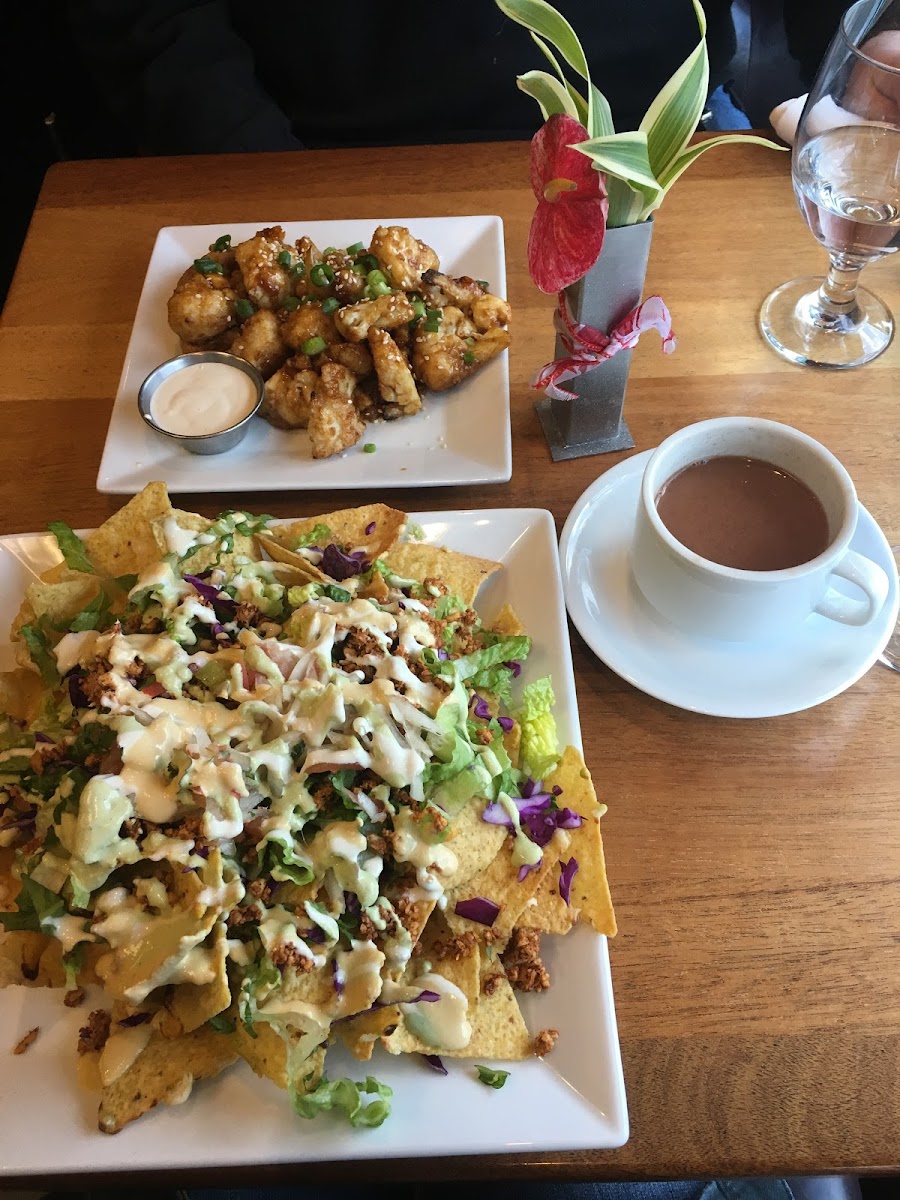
[
  {"x1": 308, "y1": 362, "x2": 366, "y2": 458},
  {"x1": 260, "y1": 355, "x2": 317, "y2": 429},
  {"x1": 234, "y1": 226, "x2": 295, "y2": 310},
  {"x1": 167, "y1": 264, "x2": 238, "y2": 345},
  {"x1": 368, "y1": 328, "x2": 421, "y2": 416},
  {"x1": 280, "y1": 303, "x2": 340, "y2": 352},
  {"x1": 421, "y1": 269, "x2": 512, "y2": 332},
  {"x1": 412, "y1": 321, "x2": 510, "y2": 392},
  {"x1": 324, "y1": 341, "x2": 374, "y2": 377},
  {"x1": 369, "y1": 226, "x2": 439, "y2": 291},
  {"x1": 293, "y1": 236, "x2": 330, "y2": 300},
  {"x1": 334, "y1": 293, "x2": 416, "y2": 343},
  {"x1": 228, "y1": 309, "x2": 290, "y2": 378}
]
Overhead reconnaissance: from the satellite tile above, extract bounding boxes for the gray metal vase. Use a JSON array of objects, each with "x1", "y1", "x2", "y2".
[{"x1": 536, "y1": 219, "x2": 654, "y2": 461}]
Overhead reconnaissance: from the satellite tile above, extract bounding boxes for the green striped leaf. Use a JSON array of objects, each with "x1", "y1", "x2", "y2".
[
  {"x1": 652, "y1": 132, "x2": 788, "y2": 200},
  {"x1": 531, "y1": 33, "x2": 589, "y2": 126},
  {"x1": 573, "y1": 131, "x2": 663, "y2": 205},
  {"x1": 497, "y1": 0, "x2": 596, "y2": 132},
  {"x1": 589, "y1": 84, "x2": 615, "y2": 138},
  {"x1": 640, "y1": 0, "x2": 709, "y2": 181},
  {"x1": 605, "y1": 177, "x2": 646, "y2": 229},
  {"x1": 517, "y1": 70, "x2": 580, "y2": 121}
]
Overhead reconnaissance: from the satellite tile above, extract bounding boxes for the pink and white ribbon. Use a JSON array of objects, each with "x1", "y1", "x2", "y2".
[{"x1": 533, "y1": 291, "x2": 676, "y2": 401}]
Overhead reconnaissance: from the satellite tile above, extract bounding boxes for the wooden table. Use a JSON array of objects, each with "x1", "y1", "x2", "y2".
[{"x1": 1, "y1": 140, "x2": 899, "y2": 1187}]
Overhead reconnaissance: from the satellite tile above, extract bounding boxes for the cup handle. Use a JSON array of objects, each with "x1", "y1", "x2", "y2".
[{"x1": 814, "y1": 549, "x2": 890, "y2": 627}]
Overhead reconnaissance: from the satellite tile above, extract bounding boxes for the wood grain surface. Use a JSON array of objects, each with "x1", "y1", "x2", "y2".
[{"x1": 1, "y1": 139, "x2": 899, "y2": 1184}]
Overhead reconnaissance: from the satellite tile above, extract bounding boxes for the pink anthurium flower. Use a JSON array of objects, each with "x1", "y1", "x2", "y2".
[{"x1": 527, "y1": 113, "x2": 608, "y2": 294}]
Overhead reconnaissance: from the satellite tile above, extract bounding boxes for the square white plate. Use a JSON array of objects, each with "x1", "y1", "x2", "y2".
[
  {"x1": 0, "y1": 509, "x2": 627, "y2": 1176},
  {"x1": 96, "y1": 218, "x2": 511, "y2": 495}
]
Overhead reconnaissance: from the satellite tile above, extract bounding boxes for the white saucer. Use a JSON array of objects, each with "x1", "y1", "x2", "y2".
[{"x1": 559, "y1": 450, "x2": 900, "y2": 718}]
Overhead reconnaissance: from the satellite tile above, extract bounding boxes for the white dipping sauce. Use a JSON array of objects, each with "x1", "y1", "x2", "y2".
[{"x1": 150, "y1": 362, "x2": 257, "y2": 436}]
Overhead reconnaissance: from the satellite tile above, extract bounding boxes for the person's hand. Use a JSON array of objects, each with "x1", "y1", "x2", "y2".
[
  {"x1": 770, "y1": 30, "x2": 900, "y2": 144},
  {"x1": 844, "y1": 30, "x2": 900, "y2": 123}
]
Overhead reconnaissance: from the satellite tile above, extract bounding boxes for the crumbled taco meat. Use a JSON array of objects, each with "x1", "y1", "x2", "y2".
[
  {"x1": 501, "y1": 928, "x2": 550, "y2": 993},
  {"x1": 533, "y1": 1027, "x2": 559, "y2": 1057},
  {"x1": 481, "y1": 972, "x2": 503, "y2": 996},
  {"x1": 269, "y1": 942, "x2": 315, "y2": 972},
  {"x1": 13, "y1": 1027, "x2": 39, "y2": 1055},
  {"x1": 77, "y1": 1009, "x2": 111, "y2": 1055},
  {"x1": 235, "y1": 602, "x2": 264, "y2": 628},
  {"x1": 64, "y1": 987, "x2": 86, "y2": 1008},
  {"x1": 432, "y1": 931, "x2": 477, "y2": 961}
]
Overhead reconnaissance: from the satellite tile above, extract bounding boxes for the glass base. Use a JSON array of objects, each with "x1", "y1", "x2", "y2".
[
  {"x1": 878, "y1": 546, "x2": 900, "y2": 674},
  {"x1": 759, "y1": 276, "x2": 894, "y2": 368}
]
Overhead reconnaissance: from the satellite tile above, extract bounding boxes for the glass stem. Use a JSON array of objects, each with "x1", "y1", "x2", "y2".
[{"x1": 813, "y1": 255, "x2": 865, "y2": 329}]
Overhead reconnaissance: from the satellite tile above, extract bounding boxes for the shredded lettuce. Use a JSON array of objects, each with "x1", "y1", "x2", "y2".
[
  {"x1": 291, "y1": 523, "x2": 331, "y2": 549},
  {"x1": 453, "y1": 634, "x2": 531, "y2": 682},
  {"x1": 238, "y1": 955, "x2": 280, "y2": 1036},
  {"x1": 260, "y1": 835, "x2": 315, "y2": 886},
  {"x1": 47, "y1": 521, "x2": 95, "y2": 575},
  {"x1": 0, "y1": 875, "x2": 66, "y2": 933},
  {"x1": 19, "y1": 621, "x2": 59, "y2": 686},
  {"x1": 518, "y1": 676, "x2": 560, "y2": 781},
  {"x1": 433, "y1": 592, "x2": 465, "y2": 619},
  {"x1": 475, "y1": 1065, "x2": 510, "y2": 1089},
  {"x1": 292, "y1": 1074, "x2": 392, "y2": 1127}
]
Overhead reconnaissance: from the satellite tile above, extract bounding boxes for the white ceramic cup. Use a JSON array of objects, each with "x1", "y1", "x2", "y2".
[{"x1": 630, "y1": 417, "x2": 890, "y2": 642}]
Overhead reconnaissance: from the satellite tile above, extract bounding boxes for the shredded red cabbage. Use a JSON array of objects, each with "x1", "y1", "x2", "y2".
[
  {"x1": 503, "y1": 660, "x2": 522, "y2": 677},
  {"x1": 321, "y1": 544, "x2": 367, "y2": 580},
  {"x1": 472, "y1": 695, "x2": 491, "y2": 720},
  {"x1": 343, "y1": 891, "x2": 361, "y2": 914},
  {"x1": 559, "y1": 857, "x2": 579, "y2": 905},
  {"x1": 517, "y1": 861, "x2": 539, "y2": 883},
  {"x1": 421, "y1": 1054, "x2": 448, "y2": 1075},
  {"x1": 482, "y1": 794, "x2": 582, "y2": 849},
  {"x1": 436, "y1": 648, "x2": 449, "y2": 660},
  {"x1": 306, "y1": 926, "x2": 326, "y2": 944},
  {"x1": 365, "y1": 521, "x2": 376, "y2": 535},
  {"x1": 33, "y1": 731, "x2": 52, "y2": 744},
  {"x1": 118, "y1": 1012, "x2": 152, "y2": 1027},
  {"x1": 454, "y1": 896, "x2": 500, "y2": 927},
  {"x1": 497, "y1": 716, "x2": 514, "y2": 733},
  {"x1": 331, "y1": 959, "x2": 344, "y2": 994},
  {"x1": 66, "y1": 670, "x2": 90, "y2": 709},
  {"x1": 184, "y1": 574, "x2": 237, "y2": 618}
]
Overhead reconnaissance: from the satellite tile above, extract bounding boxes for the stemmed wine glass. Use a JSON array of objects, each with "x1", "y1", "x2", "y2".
[{"x1": 760, "y1": 0, "x2": 900, "y2": 368}]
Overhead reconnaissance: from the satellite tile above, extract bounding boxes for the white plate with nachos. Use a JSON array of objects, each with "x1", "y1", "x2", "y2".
[
  {"x1": 0, "y1": 489, "x2": 626, "y2": 1177},
  {"x1": 96, "y1": 218, "x2": 511, "y2": 495}
]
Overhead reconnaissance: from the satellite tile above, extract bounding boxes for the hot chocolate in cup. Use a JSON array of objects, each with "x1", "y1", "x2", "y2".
[{"x1": 630, "y1": 417, "x2": 890, "y2": 642}]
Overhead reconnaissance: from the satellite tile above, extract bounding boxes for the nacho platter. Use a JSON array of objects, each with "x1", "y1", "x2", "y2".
[{"x1": 0, "y1": 498, "x2": 626, "y2": 1177}]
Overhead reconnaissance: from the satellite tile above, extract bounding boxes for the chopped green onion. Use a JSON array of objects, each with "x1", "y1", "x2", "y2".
[
  {"x1": 211, "y1": 234, "x2": 232, "y2": 252},
  {"x1": 355, "y1": 254, "x2": 379, "y2": 274},
  {"x1": 291, "y1": 261, "x2": 306, "y2": 278},
  {"x1": 366, "y1": 269, "x2": 387, "y2": 287},
  {"x1": 477, "y1": 279, "x2": 490, "y2": 290},
  {"x1": 463, "y1": 350, "x2": 476, "y2": 365},
  {"x1": 423, "y1": 308, "x2": 443, "y2": 333},
  {"x1": 322, "y1": 246, "x2": 337, "y2": 257},
  {"x1": 346, "y1": 241, "x2": 365, "y2": 255},
  {"x1": 321, "y1": 297, "x2": 340, "y2": 315},
  {"x1": 363, "y1": 443, "x2": 376, "y2": 454},
  {"x1": 282, "y1": 296, "x2": 300, "y2": 311},
  {"x1": 310, "y1": 263, "x2": 335, "y2": 288},
  {"x1": 302, "y1": 336, "x2": 327, "y2": 356},
  {"x1": 410, "y1": 298, "x2": 426, "y2": 320},
  {"x1": 277, "y1": 249, "x2": 293, "y2": 267},
  {"x1": 234, "y1": 298, "x2": 255, "y2": 319},
  {"x1": 475, "y1": 1065, "x2": 509, "y2": 1089},
  {"x1": 194, "y1": 256, "x2": 224, "y2": 275}
]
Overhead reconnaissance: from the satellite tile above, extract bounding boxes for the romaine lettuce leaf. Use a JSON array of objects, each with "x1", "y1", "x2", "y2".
[
  {"x1": 0, "y1": 875, "x2": 66, "y2": 933},
  {"x1": 292, "y1": 1074, "x2": 392, "y2": 1127},
  {"x1": 47, "y1": 521, "x2": 95, "y2": 575},
  {"x1": 453, "y1": 634, "x2": 531, "y2": 682},
  {"x1": 518, "y1": 676, "x2": 560, "y2": 781}
]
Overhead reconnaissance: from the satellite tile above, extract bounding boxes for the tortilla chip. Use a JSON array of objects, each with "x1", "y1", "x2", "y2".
[
  {"x1": 97, "y1": 1025, "x2": 238, "y2": 1134},
  {"x1": 339, "y1": 1005, "x2": 401, "y2": 1062},
  {"x1": 233, "y1": 1021, "x2": 326, "y2": 1092},
  {"x1": 267, "y1": 504, "x2": 407, "y2": 561},
  {"x1": 443, "y1": 829, "x2": 570, "y2": 946},
  {"x1": 36, "y1": 937, "x2": 66, "y2": 988},
  {"x1": 0, "y1": 930, "x2": 50, "y2": 986},
  {"x1": 26, "y1": 577, "x2": 101, "y2": 626},
  {"x1": 439, "y1": 801, "x2": 507, "y2": 893},
  {"x1": 502, "y1": 720, "x2": 521, "y2": 768},
  {"x1": 515, "y1": 870, "x2": 577, "y2": 936},
  {"x1": 153, "y1": 509, "x2": 259, "y2": 575},
  {"x1": 0, "y1": 668, "x2": 44, "y2": 722},
  {"x1": 491, "y1": 602, "x2": 526, "y2": 637},
  {"x1": 384, "y1": 968, "x2": 532, "y2": 1061},
  {"x1": 545, "y1": 746, "x2": 616, "y2": 937},
  {"x1": 359, "y1": 569, "x2": 390, "y2": 603},
  {"x1": 415, "y1": 910, "x2": 480, "y2": 1006},
  {"x1": 85, "y1": 482, "x2": 173, "y2": 577},
  {"x1": 163, "y1": 923, "x2": 231, "y2": 1036},
  {"x1": 384, "y1": 542, "x2": 500, "y2": 607},
  {"x1": 255, "y1": 534, "x2": 329, "y2": 584}
]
